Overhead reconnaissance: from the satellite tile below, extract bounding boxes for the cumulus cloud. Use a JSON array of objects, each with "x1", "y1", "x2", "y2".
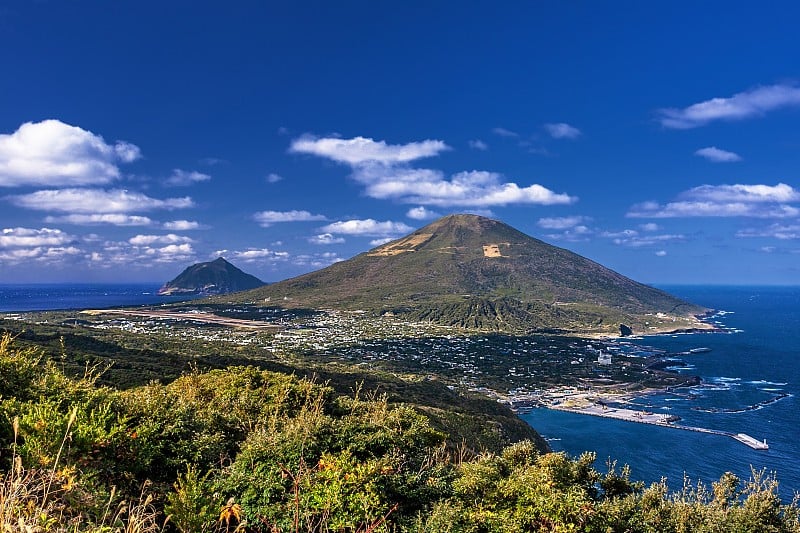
[
  {"x1": 291, "y1": 134, "x2": 576, "y2": 208},
  {"x1": 290, "y1": 135, "x2": 449, "y2": 165},
  {"x1": 0, "y1": 246, "x2": 81, "y2": 264},
  {"x1": 0, "y1": 227, "x2": 81, "y2": 265},
  {"x1": 89, "y1": 236, "x2": 198, "y2": 266},
  {"x1": 292, "y1": 251, "x2": 343, "y2": 268},
  {"x1": 44, "y1": 214, "x2": 154, "y2": 226},
  {"x1": 146, "y1": 243, "x2": 195, "y2": 263},
  {"x1": 736, "y1": 224, "x2": 800, "y2": 240},
  {"x1": 602, "y1": 229, "x2": 686, "y2": 247},
  {"x1": 655, "y1": 250, "x2": 668, "y2": 257},
  {"x1": 352, "y1": 167, "x2": 576, "y2": 207},
  {"x1": 266, "y1": 173, "x2": 283, "y2": 183},
  {"x1": 639, "y1": 223, "x2": 660, "y2": 232},
  {"x1": 253, "y1": 210, "x2": 327, "y2": 227},
  {"x1": 0, "y1": 119, "x2": 141, "y2": 187},
  {"x1": 406, "y1": 206, "x2": 441, "y2": 220},
  {"x1": 163, "y1": 220, "x2": 203, "y2": 230},
  {"x1": 544, "y1": 224, "x2": 593, "y2": 242},
  {"x1": 321, "y1": 219, "x2": 413, "y2": 237},
  {"x1": 683, "y1": 183, "x2": 799, "y2": 203},
  {"x1": 537, "y1": 216, "x2": 589, "y2": 230},
  {"x1": 8, "y1": 188, "x2": 193, "y2": 213},
  {"x1": 0, "y1": 227, "x2": 75, "y2": 248},
  {"x1": 627, "y1": 183, "x2": 800, "y2": 219},
  {"x1": 165, "y1": 169, "x2": 211, "y2": 186},
  {"x1": 213, "y1": 247, "x2": 290, "y2": 264},
  {"x1": 468, "y1": 139, "x2": 488, "y2": 151},
  {"x1": 128, "y1": 234, "x2": 193, "y2": 246},
  {"x1": 308, "y1": 233, "x2": 345, "y2": 245},
  {"x1": 694, "y1": 146, "x2": 742, "y2": 163},
  {"x1": 544, "y1": 123, "x2": 581, "y2": 139},
  {"x1": 658, "y1": 84, "x2": 800, "y2": 129}
]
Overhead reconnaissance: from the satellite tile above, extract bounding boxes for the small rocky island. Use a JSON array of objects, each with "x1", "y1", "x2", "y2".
[{"x1": 158, "y1": 257, "x2": 265, "y2": 296}]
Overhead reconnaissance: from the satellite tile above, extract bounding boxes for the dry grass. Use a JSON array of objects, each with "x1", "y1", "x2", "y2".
[{"x1": 0, "y1": 416, "x2": 162, "y2": 533}]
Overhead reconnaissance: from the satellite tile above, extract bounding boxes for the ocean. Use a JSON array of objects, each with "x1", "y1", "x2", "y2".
[
  {"x1": 0, "y1": 283, "x2": 201, "y2": 312},
  {"x1": 522, "y1": 286, "x2": 800, "y2": 500},
  {"x1": 1, "y1": 284, "x2": 798, "y2": 499}
]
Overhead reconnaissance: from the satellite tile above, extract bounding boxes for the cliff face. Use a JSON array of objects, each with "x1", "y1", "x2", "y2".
[{"x1": 158, "y1": 257, "x2": 265, "y2": 296}]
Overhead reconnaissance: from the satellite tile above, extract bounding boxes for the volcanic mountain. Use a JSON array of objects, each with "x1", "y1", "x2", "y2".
[
  {"x1": 158, "y1": 257, "x2": 266, "y2": 296},
  {"x1": 224, "y1": 215, "x2": 707, "y2": 334}
]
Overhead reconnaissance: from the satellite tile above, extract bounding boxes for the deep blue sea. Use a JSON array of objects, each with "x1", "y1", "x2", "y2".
[
  {"x1": 0, "y1": 283, "x2": 201, "y2": 312},
  {"x1": 522, "y1": 286, "x2": 800, "y2": 500}
]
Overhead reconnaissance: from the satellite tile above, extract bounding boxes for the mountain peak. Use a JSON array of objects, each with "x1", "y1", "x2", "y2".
[
  {"x1": 158, "y1": 258, "x2": 266, "y2": 296},
  {"x1": 224, "y1": 215, "x2": 706, "y2": 334}
]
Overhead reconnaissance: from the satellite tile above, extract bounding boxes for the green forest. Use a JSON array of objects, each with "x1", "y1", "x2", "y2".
[{"x1": 1, "y1": 333, "x2": 798, "y2": 532}]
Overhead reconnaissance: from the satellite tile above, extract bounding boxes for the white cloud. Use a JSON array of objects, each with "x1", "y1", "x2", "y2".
[
  {"x1": 492, "y1": 127, "x2": 519, "y2": 138},
  {"x1": 736, "y1": 224, "x2": 800, "y2": 240},
  {"x1": 544, "y1": 225, "x2": 593, "y2": 242},
  {"x1": 308, "y1": 233, "x2": 345, "y2": 245},
  {"x1": 0, "y1": 227, "x2": 75, "y2": 248},
  {"x1": 0, "y1": 119, "x2": 141, "y2": 187},
  {"x1": 0, "y1": 246, "x2": 81, "y2": 264},
  {"x1": 353, "y1": 167, "x2": 576, "y2": 207},
  {"x1": 682, "y1": 183, "x2": 799, "y2": 203},
  {"x1": 44, "y1": 214, "x2": 154, "y2": 226},
  {"x1": 606, "y1": 231, "x2": 686, "y2": 247},
  {"x1": 600, "y1": 229, "x2": 639, "y2": 239},
  {"x1": 290, "y1": 135, "x2": 449, "y2": 165},
  {"x1": 0, "y1": 227, "x2": 81, "y2": 265},
  {"x1": 266, "y1": 173, "x2": 283, "y2": 183},
  {"x1": 165, "y1": 169, "x2": 211, "y2": 186},
  {"x1": 293, "y1": 134, "x2": 576, "y2": 208},
  {"x1": 215, "y1": 247, "x2": 290, "y2": 264},
  {"x1": 369, "y1": 238, "x2": 394, "y2": 246},
  {"x1": 292, "y1": 251, "x2": 344, "y2": 268},
  {"x1": 655, "y1": 250, "x2": 668, "y2": 257},
  {"x1": 129, "y1": 234, "x2": 193, "y2": 246},
  {"x1": 90, "y1": 237, "x2": 198, "y2": 266},
  {"x1": 253, "y1": 210, "x2": 327, "y2": 227},
  {"x1": 468, "y1": 139, "x2": 488, "y2": 151},
  {"x1": 694, "y1": 146, "x2": 742, "y2": 163},
  {"x1": 628, "y1": 201, "x2": 799, "y2": 219},
  {"x1": 321, "y1": 219, "x2": 413, "y2": 237},
  {"x1": 537, "y1": 216, "x2": 589, "y2": 230},
  {"x1": 163, "y1": 220, "x2": 203, "y2": 230},
  {"x1": 406, "y1": 206, "x2": 441, "y2": 220},
  {"x1": 639, "y1": 223, "x2": 660, "y2": 232},
  {"x1": 8, "y1": 188, "x2": 193, "y2": 213},
  {"x1": 146, "y1": 243, "x2": 195, "y2": 263},
  {"x1": 544, "y1": 122, "x2": 581, "y2": 139},
  {"x1": 658, "y1": 84, "x2": 800, "y2": 129},
  {"x1": 627, "y1": 183, "x2": 800, "y2": 219}
]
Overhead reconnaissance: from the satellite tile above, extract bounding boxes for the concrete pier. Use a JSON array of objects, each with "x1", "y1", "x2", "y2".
[{"x1": 548, "y1": 403, "x2": 769, "y2": 450}]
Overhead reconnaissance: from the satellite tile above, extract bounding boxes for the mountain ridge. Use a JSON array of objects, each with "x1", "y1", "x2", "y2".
[{"x1": 221, "y1": 214, "x2": 707, "y2": 334}]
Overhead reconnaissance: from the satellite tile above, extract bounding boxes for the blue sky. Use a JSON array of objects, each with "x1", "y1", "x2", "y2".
[{"x1": 1, "y1": 1, "x2": 799, "y2": 285}]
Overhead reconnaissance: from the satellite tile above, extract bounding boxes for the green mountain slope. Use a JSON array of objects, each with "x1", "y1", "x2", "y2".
[
  {"x1": 158, "y1": 257, "x2": 265, "y2": 296},
  {"x1": 224, "y1": 215, "x2": 707, "y2": 334}
]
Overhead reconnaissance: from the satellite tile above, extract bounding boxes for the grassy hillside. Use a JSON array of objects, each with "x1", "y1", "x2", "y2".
[{"x1": 1, "y1": 334, "x2": 798, "y2": 532}]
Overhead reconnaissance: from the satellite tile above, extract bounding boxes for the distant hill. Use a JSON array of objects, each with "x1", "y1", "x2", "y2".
[
  {"x1": 158, "y1": 257, "x2": 265, "y2": 296},
  {"x1": 222, "y1": 215, "x2": 707, "y2": 334}
]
